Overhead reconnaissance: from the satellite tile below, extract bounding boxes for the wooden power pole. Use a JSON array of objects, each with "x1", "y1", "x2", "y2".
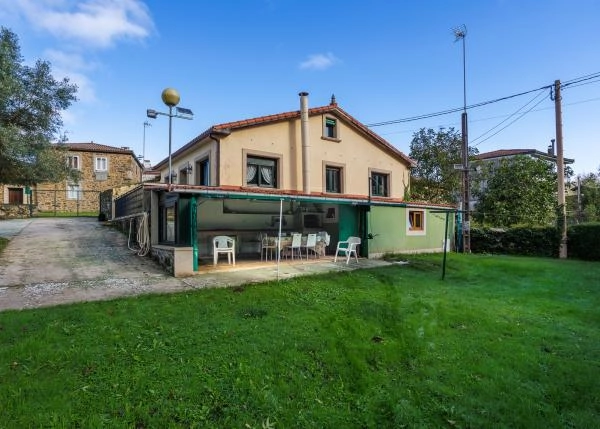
[{"x1": 554, "y1": 79, "x2": 567, "y2": 259}]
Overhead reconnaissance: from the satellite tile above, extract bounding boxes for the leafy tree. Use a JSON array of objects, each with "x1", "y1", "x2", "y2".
[
  {"x1": 409, "y1": 127, "x2": 478, "y2": 204},
  {"x1": 571, "y1": 172, "x2": 600, "y2": 222},
  {"x1": 0, "y1": 27, "x2": 78, "y2": 185},
  {"x1": 472, "y1": 155, "x2": 557, "y2": 227}
]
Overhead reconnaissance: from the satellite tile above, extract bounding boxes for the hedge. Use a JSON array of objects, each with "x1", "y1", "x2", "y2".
[{"x1": 470, "y1": 223, "x2": 600, "y2": 261}]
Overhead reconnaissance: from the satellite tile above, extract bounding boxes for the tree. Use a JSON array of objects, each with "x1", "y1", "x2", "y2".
[
  {"x1": 409, "y1": 127, "x2": 478, "y2": 204},
  {"x1": 0, "y1": 27, "x2": 78, "y2": 186},
  {"x1": 571, "y1": 172, "x2": 600, "y2": 222},
  {"x1": 472, "y1": 156, "x2": 557, "y2": 227}
]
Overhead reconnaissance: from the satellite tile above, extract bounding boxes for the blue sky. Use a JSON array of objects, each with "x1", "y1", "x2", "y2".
[{"x1": 1, "y1": 0, "x2": 599, "y2": 175}]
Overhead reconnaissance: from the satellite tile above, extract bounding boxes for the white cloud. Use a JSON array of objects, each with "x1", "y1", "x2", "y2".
[
  {"x1": 11, "y1": 0, "x2": 154, "y2": 48},
  {"x1": 45, "y1": 49, "x2": 97, "y2": 102},
  {"x1": 299, "y1": 52, "x2": 339, "y2": 71}
]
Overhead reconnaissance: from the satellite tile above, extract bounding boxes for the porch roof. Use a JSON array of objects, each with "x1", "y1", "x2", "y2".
[{"x1": 141, "y1": 183, "x2": 455, "y2": 211}]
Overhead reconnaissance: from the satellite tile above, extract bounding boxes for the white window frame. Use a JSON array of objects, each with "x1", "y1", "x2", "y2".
[
  {"x1": 68, "y1": 155, "x2": 80, "y2": 170},
  {"x1": 66, "y1": 183, "x2": 81, "y2": 200},
  {"x1": 95, "y1": 156, "x2": 108, "y2": 172},
  {"x1": 406, "y1": 209, "x2": 426, "y2": 236}
]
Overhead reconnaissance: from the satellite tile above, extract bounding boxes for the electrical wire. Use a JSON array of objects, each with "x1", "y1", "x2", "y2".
[
  {"x1": 471, "y1": 89, "x2": 548, "y2": 146},
  {"x1": 472, "y1": 94, "x2": 549, "y2": 147},
  {"x1": 366, "y1": 71, "x2": 600, "y2": 128}
]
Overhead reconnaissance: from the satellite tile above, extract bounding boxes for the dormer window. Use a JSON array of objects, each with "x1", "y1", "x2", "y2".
[{"x1": 323, "y1": 116, "x2": 339, "y2": 140}]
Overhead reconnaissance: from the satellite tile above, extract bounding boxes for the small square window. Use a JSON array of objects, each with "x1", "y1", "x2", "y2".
[
  {"x1": 370, "y1": 172, "x2": 389, "y2": 197},
  {"x1": 407, "y1": 209, "x2": 426, "y2": 235},
  {"x1": 408, "y1": 210, "x2": 424, "y2": 231},
  {"x1": 324, "y1": 117, "x2": 337, "y2": 139},
  {"x1": 325, "y1": 166, "x2": 342, "y2": 193}
]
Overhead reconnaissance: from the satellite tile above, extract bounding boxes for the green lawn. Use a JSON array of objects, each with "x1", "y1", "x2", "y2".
[{"x1": 1, "y1": 254, "x2": 598, "y2": 428}]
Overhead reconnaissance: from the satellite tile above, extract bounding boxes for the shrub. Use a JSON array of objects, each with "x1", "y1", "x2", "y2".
[
  {"x1": 567, "y1": 223, "x2": 600, "y2": 261},
  {"x1": 471, "y1": 226, "x2": 558, "y2": 257}
]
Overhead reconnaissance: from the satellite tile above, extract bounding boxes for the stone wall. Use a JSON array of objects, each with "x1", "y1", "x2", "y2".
[{"x1": 0, "y1": 204, "x2": 37, "y2": 220}]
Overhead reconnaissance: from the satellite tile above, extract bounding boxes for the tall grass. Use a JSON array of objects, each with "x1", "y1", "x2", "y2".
[{"x1": 1, "y1": 254, "x2": 598, "y2": 428}]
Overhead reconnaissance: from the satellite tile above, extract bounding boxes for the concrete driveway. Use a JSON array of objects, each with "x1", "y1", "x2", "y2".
[
  {"x1": 0, "y1": 217, "x2": 392, "y2": 312},
  {"x1": 0, "y1": 217, "x2": 187, "y2": 311}
]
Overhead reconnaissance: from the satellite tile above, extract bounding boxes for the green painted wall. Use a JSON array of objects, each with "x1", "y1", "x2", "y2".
[{"x1": 367, "y1": 206, "x2": 453, "y2": 255}]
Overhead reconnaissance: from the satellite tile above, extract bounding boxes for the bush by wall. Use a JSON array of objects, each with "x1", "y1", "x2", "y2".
[
  {"x1": 566, "y1": 223, "x2": 600, "y2": 261},
  {"x1": 470, "y1": 226, "x2": 559, "y2": 258},
  {"x1": 471, "y1": 224, "x2": 600, "y2": 261}
]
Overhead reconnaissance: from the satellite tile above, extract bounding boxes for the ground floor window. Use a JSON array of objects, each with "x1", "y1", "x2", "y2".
[
  {"x1": 66, "y1": 183, "x2": 81, "y2": 200},
  {"x1": 407, "y1": 209, "x2": 426, "y2": 235}
]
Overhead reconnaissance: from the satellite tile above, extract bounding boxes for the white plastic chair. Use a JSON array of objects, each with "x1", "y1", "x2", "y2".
[
  {"x1": 285, "y1": 233, "x2": 302, "y2": 260},
  {"x1": 334, "y1": 236, "x2": 361, "y2": 264},
  {"x1": 302, "y1": 233, "x2": 318, "y2": 259},
  {"x1": 213, "y1": 235, "x2": 236, "y2": 266},
  {"x1": 260, "y1": 234, "x2": 278, "y2": 261}
]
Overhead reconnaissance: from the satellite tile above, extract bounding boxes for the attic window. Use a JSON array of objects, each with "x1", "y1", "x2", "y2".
[{"x1": 323, "y1": 117, "x2": 339, "y2": 140}]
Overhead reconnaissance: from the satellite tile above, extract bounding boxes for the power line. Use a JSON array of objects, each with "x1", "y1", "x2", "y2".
[
  {"x1": 472, "y1": 94, "x2": 548, "y2": 147},
  {"x1": 366, "y1": 72, "x2": 600, "y2": 128},
  {"x1": 471, "y1": 90, "x2": 548, "y2": 145}
]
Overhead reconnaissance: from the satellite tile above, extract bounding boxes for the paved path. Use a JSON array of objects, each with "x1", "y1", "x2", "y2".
[{"x1": 0, "y1": 218, "x2": 391, "y2": 312}]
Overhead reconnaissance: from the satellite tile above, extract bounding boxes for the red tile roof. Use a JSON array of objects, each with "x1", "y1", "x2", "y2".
[
  {"x1": 60, "y1": 142, "x2": 135, "y2": 155},
  {"x1": 154, "y1": 103, "x2": 416, "y2": 168},
  {"x1": 475, "y1": 149, "x2": 538, "y2": 159},
  {"x1": 475, "y1": 149, "x2": 574, "y2": 164}
]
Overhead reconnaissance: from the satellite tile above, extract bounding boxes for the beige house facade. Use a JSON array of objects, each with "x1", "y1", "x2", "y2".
[
  {"x1": 159, "y1": 94, "x2": 413, "y2": 198},
  {"x1": 114, "y1": 93, "x2": 454, "y2": 276}
]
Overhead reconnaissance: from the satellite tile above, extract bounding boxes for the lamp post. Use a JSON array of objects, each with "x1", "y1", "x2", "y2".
[
  {"x1": 453, "y1": 24, "x2": 470, "y2": 253},
  {"x1": 142, "y1": 121, "x2": 151, "y2": 164},
  {"x1": 147, "y1": 88, "x2": 193, "y2": 185}
]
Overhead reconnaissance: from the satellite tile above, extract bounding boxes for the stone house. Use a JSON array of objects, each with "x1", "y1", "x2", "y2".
[{"x1": 1, "y1": 142, "x2": 143, "y2": 218}]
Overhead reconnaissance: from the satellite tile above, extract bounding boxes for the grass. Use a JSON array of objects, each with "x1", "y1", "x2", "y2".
[
  {"x1": 0, "y1": 254, "x2": 598, "y2": 428},
  {"x1": 0, "y1": 237, "x2": 7, "y2": 255}
]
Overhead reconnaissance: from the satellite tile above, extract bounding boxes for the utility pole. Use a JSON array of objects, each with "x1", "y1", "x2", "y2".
[
  {"x1": 454, "y1": 24, "x2": 470, "y2": 252},
  {"x1": 554, "y1": 79, "x2": 567, "y2": 259}
]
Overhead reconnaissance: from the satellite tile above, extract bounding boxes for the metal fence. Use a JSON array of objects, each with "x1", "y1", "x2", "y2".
[{"x1": 32, "y1": 189, "x2": 101, "y2": 216}]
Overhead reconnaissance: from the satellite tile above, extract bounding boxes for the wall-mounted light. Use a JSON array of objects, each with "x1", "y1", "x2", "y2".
[{"x1": 183, "y1": 162, "x2": 193, "y2": 175}]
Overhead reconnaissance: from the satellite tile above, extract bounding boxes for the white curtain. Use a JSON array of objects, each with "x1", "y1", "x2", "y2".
[
  {"x1": 260, "y1": 166, "x2": 272, "y2": 185},
  {"x1": 247, "y1": 165, "x2": 257, "y2": 183}
]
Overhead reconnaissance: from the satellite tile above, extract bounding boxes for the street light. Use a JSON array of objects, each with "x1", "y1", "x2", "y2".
[
  {"x1": 139, "y1": 121, "x2": 151, "y2": 165},
  {"x1": 453, "y1": 24, "x2": 470, "y2": 253},
  {"x1": 146, "y1": 88, "x2": 193, "y2": 185}
]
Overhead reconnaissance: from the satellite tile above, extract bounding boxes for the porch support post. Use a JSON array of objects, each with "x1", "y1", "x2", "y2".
[{"x1": 191, "y1": 195, "x2": 198, "y2": 271}]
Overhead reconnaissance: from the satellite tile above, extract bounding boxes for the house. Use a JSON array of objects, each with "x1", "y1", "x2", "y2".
[
  {"x1": 1, "y1": 142, "x2": 143, "y2": 218},
  {"x1": 470, "y1": 147, "x2": 575, "y2": 209},
  {"x1": 474, "y1": 148, "x2": 574, "y2": 167},
  {"x1": 114, "y1": 93, "x2": 455, "y2": 276}
]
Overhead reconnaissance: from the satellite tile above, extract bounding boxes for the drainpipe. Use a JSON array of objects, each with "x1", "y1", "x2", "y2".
[{"x1": 299, "y1": 92, "x2": 310, "y2": 194}]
